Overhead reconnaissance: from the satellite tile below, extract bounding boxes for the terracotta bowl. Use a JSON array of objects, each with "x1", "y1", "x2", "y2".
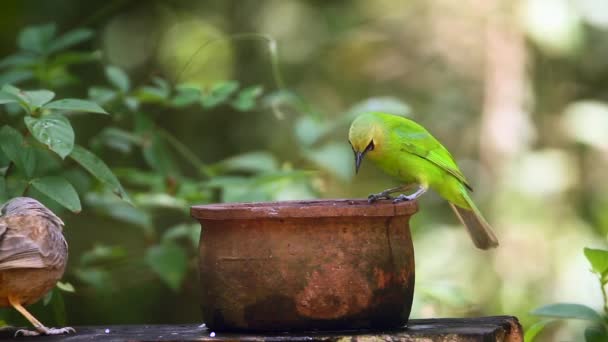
[{"x1": 190, "y1": 199, "x2": 417, "y2": 332}]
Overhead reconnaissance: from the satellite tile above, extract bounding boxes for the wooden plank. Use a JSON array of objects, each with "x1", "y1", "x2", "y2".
[{"x1": 0, "y1": 316, "x2": 522, "y2": 341}]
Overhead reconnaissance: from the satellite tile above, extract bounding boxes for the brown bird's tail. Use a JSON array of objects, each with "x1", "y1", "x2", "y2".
[{"x1": 449, "y1": 194, "x2": 499, "y2": 249}]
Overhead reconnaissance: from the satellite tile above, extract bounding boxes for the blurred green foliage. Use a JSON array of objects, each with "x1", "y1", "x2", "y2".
[
  {"x1": 0, "y1": 1, "x2": 607, "y2": 340},
  {"x1": 528, "y1": 247, "x2": 608, "y2": 341}
]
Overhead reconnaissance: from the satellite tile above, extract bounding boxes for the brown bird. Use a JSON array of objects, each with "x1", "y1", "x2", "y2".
[{"x1": 0, "y1": 197, "x2": 74, "y2": 336}]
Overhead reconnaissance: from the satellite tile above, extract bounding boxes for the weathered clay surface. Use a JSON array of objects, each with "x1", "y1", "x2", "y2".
[{"x1": 192, "y1": 199, "x2": 417, "y2": 331}]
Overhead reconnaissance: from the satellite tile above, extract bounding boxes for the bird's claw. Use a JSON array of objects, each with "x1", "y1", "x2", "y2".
[
  {"x1": 392, "y1": 194, "x2": 414, "y2": 203},
  {"x1": 15, "y1": 326, "x2": 75, "y2": 337},
  {"x1": 368, "y1": 193, "x2": 392, "y2": 203}
]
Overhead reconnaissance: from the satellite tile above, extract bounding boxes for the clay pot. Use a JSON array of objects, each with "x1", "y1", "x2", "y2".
[{"x1": 190, "y1": 199, "x2": 417, "y2": 332}]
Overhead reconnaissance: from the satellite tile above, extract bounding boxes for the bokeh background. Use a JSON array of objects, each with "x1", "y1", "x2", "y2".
[{"x1": 1, "y1": 0, "x2": 607, "y2": 340}]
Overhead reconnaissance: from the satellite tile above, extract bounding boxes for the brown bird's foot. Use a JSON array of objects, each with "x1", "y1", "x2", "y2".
[{"x1": 15, "y1": 326, "x2": 75, "y2": 337}]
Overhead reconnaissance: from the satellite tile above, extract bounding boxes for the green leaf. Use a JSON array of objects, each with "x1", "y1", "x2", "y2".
[
  {"x1": 69, "y1": 145, "x2": 131, "y2": 203},
  {"x1": 31, "y1": 176, "x2": 81, "y2": 213},
  {"x1": 171, "y1": 85, "x2": 200, "y2": 107},
  {"x1": 134, "y1": 193, "x2": 187, "y2": 211},
  {"x1": 24, "y1": 114, "x2": 74, "y2": 158},
  {"x1": 56, "y1": 281, "x2": 75, "y2": 293},
  {"x1": 2, "y1": 84, "x2": 32, "y2": 111},
  {"x1": 134, "y1": 113, "x2": 178, "y2": 176},
  {"x1": 18, "y1": 23, "x2": 56, "y2": 54},
  {"x1": 231, "y1": 85, "x2": 263, "y2": 111},
  {"x1": 137, "y1": 77, "x2": 170, "y2": 103},
  {"x1": 0, "y1": 126, "x2": 36, "y2": 178},
  {"x1": 584, "y1": 247, "x2": 608, "y2": 277},
  {"x1": 586, "y1": 325, "x2": 608, "y2": 342},
  {"x1": 45, "y1": 98, "x2": 108, "y2": 114},
  {"x1": 0, "y1": 70, "x2": 34, "y2": 87},
  {"x1": 532, "y1": 303, "x2": 602, "y2": 322},
  {"x1": 305, "y1": 142, "x2": 355, "y2": 181},
  {"x1": 0, "y1": 53, "x2": 37, "y2": 69},
  {"x1": 201, "y1": 81, "x2": 239, "y2": 108},
  {"x1": 105, "y1": 65, "x2": 130, "y2": 92},
  {"x1": 88, "y1": 87, "x2": 117, "y2": 105},
  {"x1": 80, "y1": 245, "x2": 127, "y2": 266},
  {"x1": 50, "y1": 51, "x2": 101, "y2": 67},
  {"x1": 524, "y1": 319, "x2": 555, "y2": 342},
  {"x1": 24, "y1": 90, "x2": 55, "y2": 109},
  {"x1": 143, "y1": 135, "x2": 177, "y2": 176},
  {"x1": 0, "y1": 91, "x2": 17, "y2": 105},
  {"x1": 145, "y1": 242, "x2": 188, "y2": 291},
  {"x1": 295, "y1": 116, "x2": 328, "y2": 146},
  {"x1": 137, "y1": 86, "x2": 168, "y2": 103},
  {"x1": 162, "y1": 223, "x2": 200, "y2": 248},
  {"x1": 124, "y1": 96, "x2": 139, "y2": 111},
  {"x1": 93, "y1": 127, "x2": 142, "y2": 153},
  {"x1": 74, "y1": 267, "x2": 113, "y2": 292},
  {"x1": 48, "y1": 28, "x2": 94, "y2": 54},
  {"x1": 215, "y1": 151, "x2": 279, "y2": 173},
  {"x1": 84, "y1": 192, "x2": 152, "y2": 233},
  {"x1": 262, "y1": 89, "x2": 322, "y2": 120}
]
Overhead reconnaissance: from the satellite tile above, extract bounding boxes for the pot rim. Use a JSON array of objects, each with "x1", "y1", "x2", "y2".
[{"x1": 190, "y1": 199, "x2": 417, "y2": 220}]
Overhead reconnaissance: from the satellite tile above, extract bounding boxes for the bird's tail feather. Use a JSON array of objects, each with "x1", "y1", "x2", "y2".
[{"x1": 449, "y1": 193, "x2": 499, "y2": 250}]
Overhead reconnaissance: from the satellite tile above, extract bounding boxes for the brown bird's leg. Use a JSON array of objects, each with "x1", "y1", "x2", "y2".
[
  {"x1": 368, "y1": 184, "x2": 415, "y2": 203},
  {"x1": 8, "y1": 295, "x2": 75, "y2": 336}
]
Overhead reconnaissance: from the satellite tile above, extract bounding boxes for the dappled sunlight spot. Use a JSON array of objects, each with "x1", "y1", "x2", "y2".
[
  {"x1": 102, "y1": 12, "x2": 157, "y2": 70},
  {"x1": 522, "y1": 0, "x2": 583, "y2": 56},
  {"x1": 553, "y1": 225, "x2": 605, "y2": 310},
  {"x1": 157, "y1": 19, "x2": 233, "y2": 87},
  {"x1": 578, "y1": 0, "x2": 608, "y2": 29},
  {"x1": 254, "y1": 0, "x2": 321, "y2": 63},
  {"x1": 506, "y1": 149, "x2": 577, "y2": 197},
  {"x1": 562, "y1": 100, "x2": 608, "y2": 152}
]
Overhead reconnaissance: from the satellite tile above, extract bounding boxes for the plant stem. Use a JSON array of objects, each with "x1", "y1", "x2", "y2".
[
  {"x1": 156, "y1": 128, "x2": 212, "y2": 178},
  {"x1": 602, "y1": 279, "x2": 608, "y2": 317},
  {"x1": 21, "y1": 182, "x2": 30, "y2": 197},
  {"x1": 4, "y1": 161, "x2": 14, "y2": 180},
  {"x1": 175, "y1": 33, "x2": 286, "y2": 91}
]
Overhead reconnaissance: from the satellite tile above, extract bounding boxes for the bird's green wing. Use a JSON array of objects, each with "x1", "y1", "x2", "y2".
[{"x1": 393, "y1": 120, "x2": 473, "y2": 191}]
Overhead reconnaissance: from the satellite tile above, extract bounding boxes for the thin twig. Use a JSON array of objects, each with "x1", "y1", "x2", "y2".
[
  {"x1": 175, "y1": 33, "x2": 285, "y2": 91},
  {"x1": 156, "y1": 127, "x2": 212, "y2": 178}
]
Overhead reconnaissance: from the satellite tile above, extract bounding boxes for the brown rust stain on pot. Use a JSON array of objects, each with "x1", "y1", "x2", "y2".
[
  {"x1": 295, "y1": 261, "x2": 371, "y2": 319},
  {"x1": 192, "y1": 199, "x2": 417, "y2": 332}
]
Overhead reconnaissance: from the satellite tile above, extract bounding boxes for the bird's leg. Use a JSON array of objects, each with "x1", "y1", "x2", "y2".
[
  {"x1": 8, "y1": 295, "x2": 75, "y2": 337},
  {"x1": 368, "y1": 184, "x2": 415, "y2": 203},
  {"x1": 392, "y1": 185, "x2": 428, "y2": 203}
]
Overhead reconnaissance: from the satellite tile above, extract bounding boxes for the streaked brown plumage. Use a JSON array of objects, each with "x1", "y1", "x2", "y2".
[{"x1": 0, "y1": 197, "x2": 74, "y2": 336}]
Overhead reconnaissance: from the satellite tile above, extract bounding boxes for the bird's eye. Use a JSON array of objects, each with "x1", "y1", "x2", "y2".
[{"x1": 366, "y1": 140, "x2": 375, "y2": 152}]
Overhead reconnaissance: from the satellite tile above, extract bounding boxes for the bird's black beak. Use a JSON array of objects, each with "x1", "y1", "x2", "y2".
[{"x1": 355, "y1": 151, "x2": 364, "y2": 174}]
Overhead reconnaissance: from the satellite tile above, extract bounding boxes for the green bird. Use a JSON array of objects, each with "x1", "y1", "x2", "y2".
[{"x1": 348, "y1": 111, "x2": 498, "y2": 250}]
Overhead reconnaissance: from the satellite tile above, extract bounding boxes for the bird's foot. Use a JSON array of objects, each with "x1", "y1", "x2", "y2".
[
  {"x1": 368, "y1": 192, "x2": 393, "y2": 203},
  {"x1": 15, "y1": 326, "x2": 75, "y2": 337},
  {"x1": 392, "y1": 186, "x2": 428, "y2": 203},
  {"x1": 392, "y1": 194, "x2": 416, "y2": 203}
]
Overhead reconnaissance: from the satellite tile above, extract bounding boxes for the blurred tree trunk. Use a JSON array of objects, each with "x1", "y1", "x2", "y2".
[{"x1": 479, "y1": 0, "x2": 533, "y2": 174}]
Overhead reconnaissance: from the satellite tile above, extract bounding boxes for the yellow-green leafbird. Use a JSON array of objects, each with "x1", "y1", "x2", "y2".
[{"x1": 348, "y1": 111, "x2": 498, "y2": 250}]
